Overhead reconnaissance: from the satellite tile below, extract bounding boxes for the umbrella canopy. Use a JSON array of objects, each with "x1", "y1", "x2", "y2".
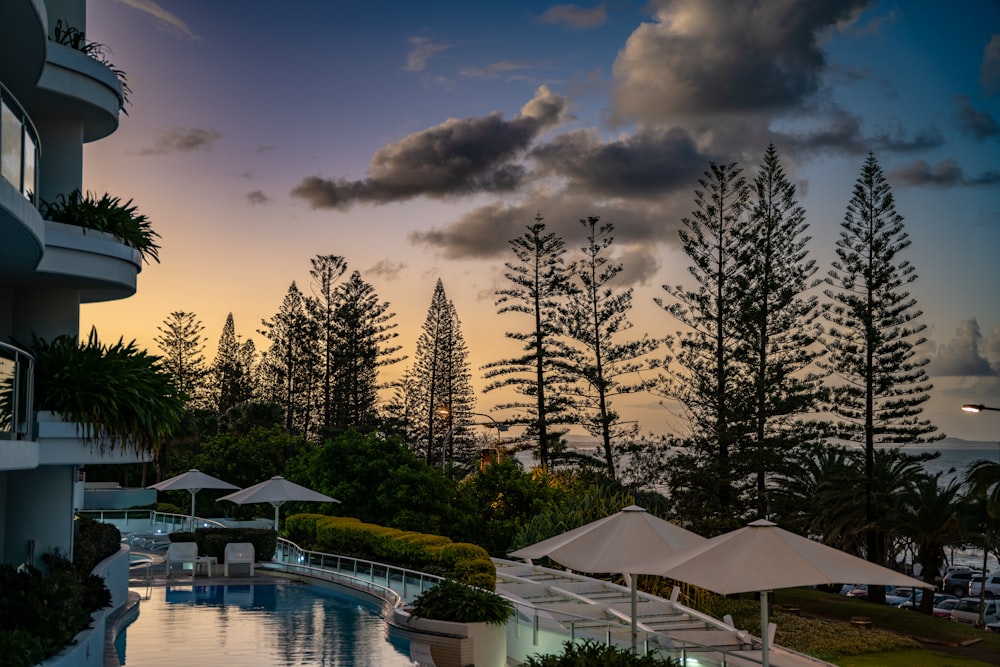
[
  {"x1": 658, "y1": 519, "x2": 930, "y2": 667},
  {"x1": 509, "y1": 505, "x2": 706, "y2": 650},
  {"x1": 218, "y1": 476, "x2": 339, "y2": 529},
  {"x1": 148, "y1": 469, "x2": 239, "y2": 521}
]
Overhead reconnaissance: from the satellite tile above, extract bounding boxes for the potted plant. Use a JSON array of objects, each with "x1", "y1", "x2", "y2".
[
  {"x1": 40, "y1": 189, "x2": 158, "y2": 263},
  {"x1": 404, "y1": 579, "x2": 513, "y2": 667}
]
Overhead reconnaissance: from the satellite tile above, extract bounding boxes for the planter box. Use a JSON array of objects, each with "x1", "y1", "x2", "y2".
[{"x1": 390, "y1": 608, "x2": 506, "y2": 667}]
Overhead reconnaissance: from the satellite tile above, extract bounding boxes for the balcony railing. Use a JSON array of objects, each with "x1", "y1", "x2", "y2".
[
  {"x1": 0, "y1": 83, "x2": 40, "y2": 205},
  {"x1": 0, "y1": 341, "x2": 35, "y2": 441}
]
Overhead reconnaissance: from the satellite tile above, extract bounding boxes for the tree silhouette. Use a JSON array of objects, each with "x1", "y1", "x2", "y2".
[{"x1": 154, "y1": 311, "x2": 207, "y2": 406}]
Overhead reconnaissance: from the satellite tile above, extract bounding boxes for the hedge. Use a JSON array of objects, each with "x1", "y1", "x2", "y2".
[{"x1": 284, "y1": 514, "x2": 495, "y2": 588}]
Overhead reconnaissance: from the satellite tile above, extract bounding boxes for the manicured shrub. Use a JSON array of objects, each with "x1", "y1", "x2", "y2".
[
  {"x1": 522, "y1": 640, "x2": 681, "y2": 666},
  {"x1": 410, "y1": 579, "x2": 513, "y2": 625}
]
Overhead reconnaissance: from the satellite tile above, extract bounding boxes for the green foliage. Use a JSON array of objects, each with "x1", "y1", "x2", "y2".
[
  {"x1": 32, "y1": 331, "x2": 185, "y2": 454},
  {"x1": 522, "y1": 640, "x2": 680, "y2": 666},
  {"x1": 41, "y1": 189, "x2": 156, "y2": 262},
  {"x1": 73, "y1": 516, "x2": 122, "y2": 573},
  {"x1": 285, "y1": 514, "x2": 494, "y2": 586},
  {"x1": 287, "y1": 429, "x2": 464, "y2": 534},
  {"x1": 410, "y1": 579, "x2": 513, "y2": 625},
  {"x1": 0, "y1": 549, "x2": 113, "y2": 667}
]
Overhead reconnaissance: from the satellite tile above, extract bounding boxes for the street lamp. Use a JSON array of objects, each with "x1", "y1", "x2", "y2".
[
  {"x1": 963, "y1": 404, "x2": 1000, "y2": 413},
  {"x1": 434, "y1": 407, "x2": 507, "y2": 472},
  {"x1": 960, "y1": 402, "x2": 1000, "y2": 625}
]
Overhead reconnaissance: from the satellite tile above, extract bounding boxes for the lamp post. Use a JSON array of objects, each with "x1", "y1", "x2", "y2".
[
  {"x1": 962, "y1": 404, "x2": 1000, "y2": 462},
  {"x1": 434, "y1": 407, "x2": 507, "y2": 472}
]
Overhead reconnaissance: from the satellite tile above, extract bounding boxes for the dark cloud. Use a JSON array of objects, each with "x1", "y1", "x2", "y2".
[
  {"x1": 537, "y1": 4, "x2": 607, "y2": 29},
  {"x1": 614, "y1": 244, "x2": 662, "y2": 286},
  {"x1": 611, "y1": 0, "x2": 869, "y2": 122},
  {"x1": 410, "y1": 195, "x2": 689, "y2": 261},
  {"x1": 246, "y1": 190, "x2": 268, "y2": 205},
  {"x1": 928, "y1": 318, "x2": 997, "y2": 377},
  {"x1": 255, "y1": 144, "x2": 278, "y2": 154},
  {"x1": 458, "y1": 61, "x2": 532, "y2": 80},
  {"x1": 137, "y1": 127, "x2": 220, "y2": 155},
  {"x1": 291, "y1": 86, "x2": 571, "y2": 210},
  {"x1": 982, "y1": 33, "x2": 1000, "y2": 94},
  {"x1": 954, "y1": 95, "x2": 1000, "y2": 139},
  {"x1": 367, "y1": 259, "x2": 406, "y2": 280},
  {"x1": 888, "y1": 159, "x2": 1000, "y2": 188},
  {"x1": 530, "y1": 127, "x2": 711, "y2": 198}
]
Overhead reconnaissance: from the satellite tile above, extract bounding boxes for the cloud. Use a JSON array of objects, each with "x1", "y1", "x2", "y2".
[
  {"x1": 246, "y1": 190, "x2": 269, "y2": 205},
  {"x1": 459, "y1": 61, "x2": 533, "y2": 80},
  {"x1": 537, "y1": 4, "x2": 607, "y2": 29},
  {"x1": 367, "y1": 259, "x2": 407, "y2": 280},
  {"x1": 954, "y1": 95, "x2": 1000, "y2": 139},
  {"x1": 405, "y1": 36, "x2": 449, "y2": 72},
  {"x1": 888, "y1": 159, "x2": 1000, "y2": 188},
  {"x1": 982, "y1": 33, "x2": 1000, "y2": 94},
  {"x1": 530, "y1": 127, "x2": 711, "y2": 198},
  {"x1": 114, "y1": 0, "x2": 198, "y2": 40},
  {"x1": 929, "y1": 318, "x2": 997, "y2": 377},
  {"x1": 611, "y1": 0, "x2": 869, "y2": 123},
  {"x1": 136, "y1": 127, "x2": 221, "y2": 155},
  {"x1": 614, "y1": 244, "x2": 662, "y2": 286},
  {"x1": 291, "y1": 86, "x2": 572, "y2": 209}
]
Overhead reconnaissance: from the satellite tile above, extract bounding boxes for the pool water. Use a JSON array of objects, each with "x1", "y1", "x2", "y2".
[{"x1": 117, "y1": 582, "x2": 415, "y2": 666}]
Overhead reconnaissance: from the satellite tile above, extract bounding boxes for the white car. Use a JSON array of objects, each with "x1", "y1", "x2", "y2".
[
  {"x1": 951, "y1": 597, "x2": 1000, "y2": 626},
  {"x1": 968, "y1": 574, "x2": 1000, "y2": 598}
]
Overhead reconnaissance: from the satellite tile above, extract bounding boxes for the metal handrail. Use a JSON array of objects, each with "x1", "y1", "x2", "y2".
[{"x1": 0, "y1": 341, "x2": 34, "y2": 441}]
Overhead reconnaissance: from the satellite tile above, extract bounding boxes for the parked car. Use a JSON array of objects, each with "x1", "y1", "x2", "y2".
[
  {"x1": 899, "y1": 592, "x2": 956, "y2": 610},
  {"x1": 942, "y1": 570, "x2": 978, "y2": 597},
  {"x1": 933, "y1": 598, "x2": 961, "y2": 618},
  {"x1": 968, "y1": 574, "x2": 1000, "y2": 598},
  {"x1": 841, "y1": 584, "x2": 898, "y2": 599},
  {"x1": 951, "y1": 597, "x2": 1000, "y2": 626},
  {"x1": 885, "y1": 588, "x2": 921, "y2": 606}
]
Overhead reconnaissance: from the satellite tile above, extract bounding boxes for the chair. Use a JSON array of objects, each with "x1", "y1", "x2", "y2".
[
  {"x1": 165, "y1": 542, "x2": 198, "y2": 578},
  {"x1": 224, "y1": 542, "x2": 255, "y2": 577}
]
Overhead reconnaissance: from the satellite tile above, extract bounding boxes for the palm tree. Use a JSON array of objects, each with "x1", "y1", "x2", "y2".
[{"x1": 892, "y1": 474, "x2": 963, "y2": 614}]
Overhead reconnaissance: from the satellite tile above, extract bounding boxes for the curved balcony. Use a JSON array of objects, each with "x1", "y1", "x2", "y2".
[
  {"x1": 0, "y1": 85, "x2": 45, "y2": 276},
  {"x1": 34, "y1": 221, "x2": 141, "y2": 302},
  {"x1": 22, "y1": 42, "x2": 123, "y2": 142},
  {"x1": 0, "y1": 0, "x2": 47, "y2": 98}
]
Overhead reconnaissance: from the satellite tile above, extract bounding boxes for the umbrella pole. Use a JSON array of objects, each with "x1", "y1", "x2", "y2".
[
  {"x1": 273, "y1": 503, "x2": 280, "y2": 532},
  {"x1": 630, "y1": 574, "x2": 637, "y2": 652},
  {"x1": 760, "y1": 590, "x2": 771, "y2": 667},
  {"x1": 190, "y1": 490, "x2": 198, "y2": 532}
]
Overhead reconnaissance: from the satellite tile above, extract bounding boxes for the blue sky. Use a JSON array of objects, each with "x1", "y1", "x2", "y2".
[{"x1": 81, "y1": 0, "x2": 1000, "y2": 441}]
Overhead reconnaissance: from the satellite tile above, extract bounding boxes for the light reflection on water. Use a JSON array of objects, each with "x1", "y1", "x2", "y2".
[{"x1": 118, "y1": 583, "x2": 416, "y2": 666}]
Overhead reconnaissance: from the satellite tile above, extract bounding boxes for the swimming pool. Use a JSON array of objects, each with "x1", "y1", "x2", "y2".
[{"x1": 117, "y1": 582, "x2": 416, "y2": 666}]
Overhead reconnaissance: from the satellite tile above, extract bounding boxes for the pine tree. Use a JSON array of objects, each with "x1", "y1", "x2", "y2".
[
  {"x1": 411, "y1": 279, "x2": 475, "y2": 464},
  {"x1": 562, "y1": 216, "x2": 660, "y2": 478},
  {"x1": 258, "y1": 282, "x2": 318, "y2": 434},
  {"x1": 655, "y1": 162, "x2": 752, "y2": 529},
  {"x1": 735, "y1": 145, "x2": 824, "y2": 518},
  {"x1": 329, "y1": 271, "x2": 404, "y2": 431},
  {"x1": 209, "y1": 313, "x2": 255, "y2": 414},
  {"x1": 154, "y1": 311, "x2": 207, "y2": 405},
  {"x1": 484, "y1": 215, "x2": 575, "y2": 471},
  {"x1": 305, "y1": 255, "x2": 348, "y2": 433},
  {"x1": 821, "y1": 152, "x2": 941, "y2": 599}
]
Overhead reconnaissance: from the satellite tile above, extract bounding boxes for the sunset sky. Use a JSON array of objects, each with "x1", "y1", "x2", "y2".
[{"x1": 80, "y1": 1, "x2": 1000, "y2": 442}]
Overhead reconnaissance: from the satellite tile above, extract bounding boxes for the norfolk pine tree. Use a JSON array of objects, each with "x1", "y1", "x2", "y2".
[
  {"x1": 154, "y1": 311, "x2": 208, "y2": 405},
  {"x1": 735, "y1": 145, "x2": 824, "y2": 518},
  {"x1": 410, "y1": 279, "x2": 475, "y2": 465},
  {"x1": 209, "y1": 313, "x2": 255, "y2": 414},
  {"x1": 562, "y1": 216, "x2": 660, "y2": 478},
  {"x1": 258, "y1": 282, "x2": 318, "y2": 435},
  {"x1": 484, "y1": 216, "x2": 576, "y2": 471},
  {"x1": 821, "y1": 152, "x2": 940, "y2": 603},
  {"x1": 306, "y1": 254, "x2": 348, "y2": 433},
  {"x1": 656, "y1": 162, "x2": 752, "y2": 530}
]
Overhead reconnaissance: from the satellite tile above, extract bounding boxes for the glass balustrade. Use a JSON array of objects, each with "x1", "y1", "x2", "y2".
[
  {"x1": 0, "y1": 341, "x2": 35, "y2": 441},
  {"x1": 0, "y1": 84, "x2": 40, "y2": 204}
]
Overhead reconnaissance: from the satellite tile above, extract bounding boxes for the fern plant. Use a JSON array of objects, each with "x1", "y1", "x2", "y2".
[
  {"x1": 410, "y1": 579, "x2": 513, "y2": 625},
  {"x1": 40, "y1": 189, "x2": 159, "y2": 264}
]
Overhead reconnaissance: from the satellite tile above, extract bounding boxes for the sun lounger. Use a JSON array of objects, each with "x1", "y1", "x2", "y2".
[
  {"x1": 165, "y1": 542, "x2": 198, "y2": 578},
  {"x1": 224, "y1": 542, "x2": 255, "y2": 577}
]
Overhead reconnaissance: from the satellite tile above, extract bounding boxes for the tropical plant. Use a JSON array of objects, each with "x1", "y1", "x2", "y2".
[
  {"x1": 31, "y1": 330, "x2": 185, "y2": 455},
  {"x1": 522, "y1": 640, "x2": 681, "y2": 666},
  {"x1": 40, "y1": 189, "x2": 158, "y2": 263},
  {"x1": 409, "y1": 579, "x2": 513, "y2": 625}
]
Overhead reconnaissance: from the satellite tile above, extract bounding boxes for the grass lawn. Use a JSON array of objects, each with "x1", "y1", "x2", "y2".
[{"x1": 772, "y1": 587, "x2": 1000, "y2": 665}]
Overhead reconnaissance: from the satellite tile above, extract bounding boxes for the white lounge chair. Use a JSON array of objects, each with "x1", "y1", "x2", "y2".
[
  {"x1": 224, "y1": 542, "x2": 255, "y2": 577},
  {"x1": 165, "y1": 542, "x2": 198, "y2": 578}
]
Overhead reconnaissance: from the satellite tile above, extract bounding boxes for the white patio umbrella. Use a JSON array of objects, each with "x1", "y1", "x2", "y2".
[
  {"x1": 657, "y1": 519, "x2": 931, "y2": 667},
  {"x1": 218, "y1": 476, "x2": 339, "y2": 529},
  {"x1": 508, "y1": 505, "x2": 706, "y2": 650},
  {"x1": 148, "y1": 469, "x2": 239, "y2": 526}
]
